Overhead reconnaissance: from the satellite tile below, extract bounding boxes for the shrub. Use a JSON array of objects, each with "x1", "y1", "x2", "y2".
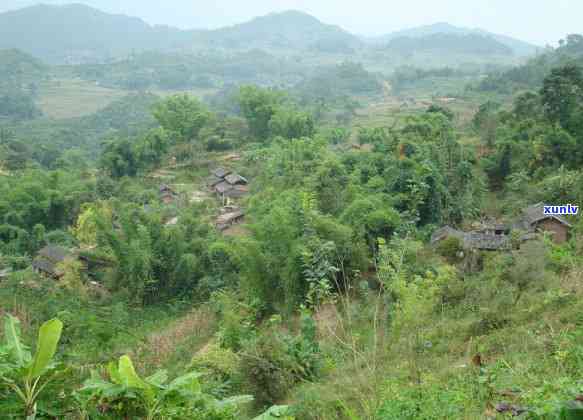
[
  {"x1": 211, "y1": 291, "x2": 258, "y2": 352},
  {"x1": 240, "y1": 313, "x2": 321, "y2": 408},
  {"x1": 436, "y1": 236, "x2": 463, "y2": 262},
  {"x1": 190, "y1": 343, "x2": 241, "y2": 396},
  {"x1": 468, "y1": 309, "x2": 511, "y2": 336}
]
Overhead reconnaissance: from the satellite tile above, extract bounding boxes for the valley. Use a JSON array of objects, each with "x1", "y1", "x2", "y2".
[{"x1": 0, "y1": 3, "x2": 582, "y2": 420}]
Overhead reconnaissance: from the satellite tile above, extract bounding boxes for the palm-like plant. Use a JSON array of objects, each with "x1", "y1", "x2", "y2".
[
  {"x1": 80, "y1": 354, "x2": 253, "y2": 419},
  {"x1": 0, "y1": 315, "x2": 64, "y2": 420}
]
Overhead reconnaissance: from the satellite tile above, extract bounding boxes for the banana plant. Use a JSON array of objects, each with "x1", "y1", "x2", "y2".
[
  {"x1": 80, "y1": 354, "x2": 253, "y2": 419},
  {"x1": 0, "y1": 315, "x2": 63, "y2": 420}
]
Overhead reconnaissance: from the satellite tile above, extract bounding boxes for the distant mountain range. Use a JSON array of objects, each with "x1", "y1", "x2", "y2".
[
  {"x1": 370, "y1": 22, "x2": 540, "y2": 56},
  {"x1": 0, "y1": 4, "x2": 541, "y2": 63}
]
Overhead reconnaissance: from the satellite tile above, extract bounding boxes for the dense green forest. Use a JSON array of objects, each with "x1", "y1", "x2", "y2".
[{"x1": 1, "y1": 2, "x2": 583, "y2": 418}]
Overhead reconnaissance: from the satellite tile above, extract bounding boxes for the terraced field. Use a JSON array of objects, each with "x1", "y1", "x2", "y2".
[{"x1": 36, "y1": 78, "x2": 127, "y2": 119}]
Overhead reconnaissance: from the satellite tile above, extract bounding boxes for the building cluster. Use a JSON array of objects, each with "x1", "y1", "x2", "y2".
[
  {"x1": 14, "y1": 202, "x2": 573, "y2": 282},
  {"x1": 208, "y1": 167, "x2": 250, "y2": 232},
  {"x1": 431, "y1": 203, "x2": 572, "y2": 251},
  {"x1": 207, "y1": 167, "x2": 249, "y2": 204}
]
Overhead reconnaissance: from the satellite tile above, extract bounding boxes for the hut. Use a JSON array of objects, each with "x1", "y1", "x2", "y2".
[
  {"x1": 224, "y1": 174, "x2": 248, "y2": 186},
  {"x1": 514, "y1": 203, "x2": 572, "y2": 244},
  {"x1": 209, "y1": 168, "x2": 249, "y2": 203},
  {"x1": 159, "y1": 184, "x2": 178, "y2": 204},
  {"x1": 212, "y1": 167, "x2": 232, "y2": 179},
  {"x1": 463, "y1": 231, "x2": 511, "y2": 251},
  {"x1": 206, "y1": 175, "x2": 224, "y2": 188},
  {"x1": 216, "y1": 210, "x2": 245, "y2": 231},
  {"x1": 32, "y1": 245, "x2": 72, "y2": 278},
  {"x1": 431, "y1": 226, "x2": 465, "y2": 245},
  {"x1": 431, "y1": 226, "x2": 511, "y2": 251}
]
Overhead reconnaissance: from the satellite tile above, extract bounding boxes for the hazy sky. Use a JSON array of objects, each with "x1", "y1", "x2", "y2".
[{"x1": 1, "y1": 0, "x2": 581, "y2": 45}]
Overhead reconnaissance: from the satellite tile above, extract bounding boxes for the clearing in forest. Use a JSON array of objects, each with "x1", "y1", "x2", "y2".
[{"x1": 36, "y1": 78, "x2": 126, "y2": 119}]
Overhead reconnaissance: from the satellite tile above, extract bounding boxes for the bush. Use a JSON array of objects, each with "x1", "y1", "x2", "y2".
[
  {"x1": 436, "y1": 236, "x2": 463, "y2": 262},
  {"x1": 211, "y1": 291, "x2": 258, "y2": 352},
  {"x1": 468, "y1": 309, "x2": 511, "y2": 336},
  {"x1": 240, "y1": 313, "x2": 321, "y2": 408},
  {"x1": 190, "y1": 342, "x2": 241, "y2": 396}
]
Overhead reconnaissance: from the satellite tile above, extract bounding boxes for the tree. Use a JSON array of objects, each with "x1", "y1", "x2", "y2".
[
  {"x1": 100, "y1": 138, "x2": 139, "y2": 178},
  {"x1": 472, "y1": 101, "x2": 501, "y2": 147},
  {"x1": 540, "y1": 65, "x2": 583, "y2": 133},
  {"x1": 427, "y1": 105, "x2": 454, "y2": 122},
  {"x1": 136, "y1": 128, "x2": 170, "y2": 169},
  {"x1": 505, "y1": 241, "x2": 547, "y2": 304},
  {"x1": 152, "y1": 94, "x2": 211, "y2": 143},
  {"x1": 269, "y1": 108, "x2": 315, "y2": 139},
  {"x1": 237, "y1": 86, "x2": 283, "y2": 140}
]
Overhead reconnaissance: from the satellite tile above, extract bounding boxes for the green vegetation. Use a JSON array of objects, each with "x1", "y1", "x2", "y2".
[
  {"x1": 471, "y1": 34, "x2": 583, "y2": 94},
  {"x1": 385, "y1": 34, "x2": 513, "y2": 56},
  {"x1": 36, "y1": 79, "x2": 126, "y2": 119},
  {"x1": 1, "y1": 5, "x2": 583, "y2": 418},
  {"x1": 0, "y1": 49, "x2": 47, "y2": 120}
]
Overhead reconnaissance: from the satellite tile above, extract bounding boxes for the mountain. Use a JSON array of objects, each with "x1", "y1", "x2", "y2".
[
  {"x1": 0, "y1": 4, "x2": 191, "y2": 63},
  {"x1": 0, "y1": 48, "x2": 48, "y2": 81},
  {"x1": 385, "y1": 33, "x2": 513, "y2": 56},
  {"x1": 0, "y1": 5, "x2": 362, "y2": 63},
  {"x1": 201, "y1": 11, "x2": 363, "y2": 53},
  {"x1": 371, "y1": 22, "x2": 540, "y2": 56}
]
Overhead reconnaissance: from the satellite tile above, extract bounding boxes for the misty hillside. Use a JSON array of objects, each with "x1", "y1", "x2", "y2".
[
  {"x1": 0, "y1": 4, "x2": 538, "y2": 65},
  {"x1": 372, "y1": 22, "x2": 540, "y2": 56},
  {"x1": 0, "y1": 4, "x2": 192, "y2": 63},
  {"x1": 385, "y1": 33, "x2": 514, "y2": 56},
  {"x1": 0, "y1": 5, "x2": 362, "y2": 62},
  {"x1": 0, "y1": 48, "x2": 48, "y2": 82},
  {"x1": 200, "y1": 10, "x2": 363, "y2": 52}
]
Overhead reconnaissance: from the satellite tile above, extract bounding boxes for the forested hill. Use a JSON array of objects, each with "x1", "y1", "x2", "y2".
[
  {"x1": 0, "y1": 4, "x2": 191, "y2": 63},
  {"x1": 0, "y1": 48, "x2": 48, "y2": 83},
  {"x1": 200, "y1": 10, "x2": 363, "y2": 52},
  {"x1": 472, "y1": 34, "x2": 583, "y2": 93},
  {"x1": 384, "y1": 33, "x2": 513, "y2": 56},
  {"x1": 0, "y1": 4, "x2": 536, "y2": 64},
  {"x1": 371, "y1": 22, "x2": 540, "y2": 56},
  {"x1": 0, "y1": 5, "x2": 361, "y2": 62}
]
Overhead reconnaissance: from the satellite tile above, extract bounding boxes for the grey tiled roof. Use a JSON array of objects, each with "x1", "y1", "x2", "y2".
[
  {"x1": 33, "y1": 245, "x2": 71, "y2": 277},
  {"x1": 38, "y1": 245, "x2": 69, "y2": 263},
  {"x1": 224, "y1": 174, "x2": 248, "y2": 186},
  {"x1": 212, "y1": 167, "x2": 231, "y2": 179},
  {"x1": 520, "y1": 203, "x2": 571, "y2": 228},
  {"x1": 431, "y1": 227, "x2": 510, "y2": 251},
  {"x1": 215, "y1": 181, "x2": 233, "y2": 194}
]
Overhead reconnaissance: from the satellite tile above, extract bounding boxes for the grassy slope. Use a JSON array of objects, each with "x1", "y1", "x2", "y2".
[
  {"x1": 36, "y1": 78, "x2": 127, "y2": 119},
  {"x1": 286, "y1": 250, "x2": 583, "y2": 419}
]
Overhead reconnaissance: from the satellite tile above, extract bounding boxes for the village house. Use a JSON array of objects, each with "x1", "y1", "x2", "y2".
[
  {"x1": 216, "y1": 208, "x2": 245, "y2": 231},
  {"x1": 32, "y1": 245, "x2": 72, "y2": 278},
  {"x1": 209, "y1": 167, "x2": 249, "y2": 204},
  {"x1": 159, "y1": 184, "x2": 178, "y2": 204},
  {"x1": 432, "y1": 203, "x2": 574, "y2": 251},
  {"x1": 513, "y1": 203, "x2": 572, "y2": 244},
  {"x1": 431, "y1": 226, "x2": 511, "y2": 251}
]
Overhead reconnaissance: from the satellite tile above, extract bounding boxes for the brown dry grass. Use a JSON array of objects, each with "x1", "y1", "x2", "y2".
[
  {"x1": 0, "y1": 301, "x2": 33, "y2": 335},
  {"x1": 130, "y1": 306, "x2": 216, "y2": 372},
  {"x1": 314, "y1": 303, "x2": 342, "y2": 341}
]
